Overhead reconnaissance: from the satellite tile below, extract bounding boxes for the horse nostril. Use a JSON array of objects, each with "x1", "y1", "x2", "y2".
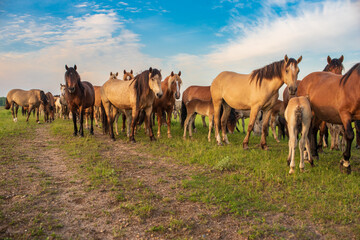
[{"x1": 157, "y1": 93, "x2": 163, "y2": 98}]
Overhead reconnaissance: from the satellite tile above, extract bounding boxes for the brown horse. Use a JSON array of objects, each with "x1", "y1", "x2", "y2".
[
  {"x1": 181, "y1": 85, "x2": 211, "y2": 129},
  {"x1": 101, "y1": 68, "x2": 162, "y2": 142},
  {"x1": 211, "y1": 55, "x2": 302, "y2": 148},
  {"x1": 297, "y1": 62, "x2": 360, "y2": 173},
  {"x1": 183, "y1": 99, "x2": 237, "y2": 142},
  {"x1": 153, "y1": 71, "x2": 182, "y2": 138},
  {"x1": 64, "y1": 65, "x2": 95, "y2": 137},
  {"x1": 5, "y1": 89, "x2": 48, "y2": 123},
  {"x1": 44, "y1": 92, "x2": 55, "y2": 122}
]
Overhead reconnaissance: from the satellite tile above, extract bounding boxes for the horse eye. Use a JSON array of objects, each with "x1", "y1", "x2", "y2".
[{"x1": 286, "y1": 70, "x2": 289, "y2": 73}]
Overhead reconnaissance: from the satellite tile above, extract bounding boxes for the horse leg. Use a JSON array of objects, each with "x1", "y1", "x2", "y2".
[
  {"x1": 11, "y1": 102, "x2": 16, "y2": 122},
  {"x1": 145, "y1": 107, "x2": 156, "y2": 141},
  {"x1": 90, "y1": 106, "x2": 94, "y2": 135},
  {"x1": 220, "y1": 103, "x2": 231, "y2": 144},
  {"x1": 114, "y1": 111, "x2": 120, "y2": 135},
  {"x1": 243, "y1": 106, "x2": 261, "y2": 150},
  {"x1": 202, "y1": 116, "x2": 207, "y2": 128},
  {"x1": 288, "y1": 126, "x2": 297, "y2": 174},
  {"x1": 78, "y1": 106, "x2": 84, "y2": 137},
  {"x1": 208, "y1": 115, "x2": 214, "y2": 142},
  {"x1": 309, "y1": 117, "x2": 320, "y2": 160},
  {"x1": 355, "y1": 120, "x2": 360, "y2": 149},
  {"x1": 166, "y1": 109, "x2": 172, "y2": 138},
  {"x1": 339, "y1": 113, "x2": 353, "y2": 174},
  {"x1": 130, "y1": 109, "x2": 140, "y2": 143},
  {"x1": 183, "y1": 113, "x2": 192, "y2": 139},
  {"x1": 157, "y1": 109, "x2": 162, "y2": 138},
  {"x1": 189, "y1": 114, "x2": 197, "y2": 139},
  {"x1": 270, "y1": 114, "x2": 280, "y2": 143},
  {"x1": 260, "y1": 110, "x2": 272, "y2": 150},
  {"x1": 72, "y1": 110, "x2": 78, "y2": 136},
  {"x1": 242, "y1": 118, "x2": 245, "y2": 133},
  {"x1": 121, "y1": 114, "x2": 126, "y2": 132},
  {"x1": 317, "y1": 121, "x2": 326, "y2": 152},
  {"x1": 15, "y1": 104, "x2": 19, "y2": 122}
]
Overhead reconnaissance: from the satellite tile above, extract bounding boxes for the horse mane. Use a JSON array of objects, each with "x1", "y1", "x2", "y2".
[
  {"x1": 40, "y1": 90, "x2": 48, "y2": 105},
  {"x1": 323, "y1": 58, "x2": 344, "y2": 72},
  {"x1": 133, "y1": 68, "x2": 161, "y2": 109},
  {"x1": 340, "y1": 63, "x2": 360, "y2": 86},
  {"x1": 250, "y1": 59, "x2": 298, "y2": 87}
]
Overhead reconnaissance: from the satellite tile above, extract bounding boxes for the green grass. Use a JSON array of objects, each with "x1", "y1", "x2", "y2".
[{"x1": 1, "y1": 106, "x2": 360, "y2": 239}]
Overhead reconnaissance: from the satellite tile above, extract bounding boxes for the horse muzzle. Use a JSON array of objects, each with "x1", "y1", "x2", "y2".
[
  {"x1": 156, "y1": 92, "x2": 163, "y2": 98},
  {"x1": 68, "y1": 87, "x2": 75, "y2": 93},
  {"x1": 288, "y1": 86, "x2": 297, "y2": 96},
  {"x1": 175, "y1": 92, "x2": 181, "y2": 99}
]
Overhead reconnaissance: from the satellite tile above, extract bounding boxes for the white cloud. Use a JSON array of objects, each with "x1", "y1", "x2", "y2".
[{"x1": 0, "y1": 12, "x2": 161, "y2": 96}]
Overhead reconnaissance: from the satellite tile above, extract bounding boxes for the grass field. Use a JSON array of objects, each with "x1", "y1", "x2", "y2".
[{"x1": 1, "y1": 107, "x2": 360, "y2": 239}]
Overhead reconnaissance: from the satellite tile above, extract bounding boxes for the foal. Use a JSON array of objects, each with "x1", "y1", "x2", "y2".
[{"x1": 285, "y1": 96, "x2": 312, "y2": 174}]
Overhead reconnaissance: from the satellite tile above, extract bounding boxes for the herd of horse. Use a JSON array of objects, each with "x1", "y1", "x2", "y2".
[{"x1": 4, "y1": 55, "x2": 360, "y2": 174}]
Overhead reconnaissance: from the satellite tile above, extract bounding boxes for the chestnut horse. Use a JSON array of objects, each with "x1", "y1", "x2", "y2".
[
  {"x1": 5, "y1": 89, "x2": 48, "y2": 123},
  {"x1": 211, "y1": 55, "x2": 302, "y2": 148},
  {"x1": 101, "y1": 68, "x2": 162, "y2": 142},
  {"x1": 153, "y1": 71, "x2": 182, "y2": 138},
  {"x1": 181, "y1": 86, "x2": 211, "y2": 129},
  {"x1": 297, "y1": 62, "x2": 360, "y2": 173},
  {"x1": 64, "y1": 65, "x2": 95, "y2": 137}
]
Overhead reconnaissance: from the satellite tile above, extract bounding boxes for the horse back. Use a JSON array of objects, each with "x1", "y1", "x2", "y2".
[
  {"x1": 101, "y1": 79, "x2": 134, "y2": 110},
  {"x1": 183, "y1": 86, "x2": 211, "y2": 103}
]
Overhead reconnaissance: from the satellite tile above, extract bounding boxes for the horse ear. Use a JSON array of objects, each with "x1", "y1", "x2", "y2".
[
  {"x1": 284, "y1": 55, "x2": 289, "y2": 64},
  {"x1": 178, "y1": 71, "x2": 181, "y2": 76},
  {"x1": 171, "y1": 71, "x2": 174, "y2": 77},
  {"x1": 65, "y1": 65, "x2": 69, "y2": 70},
  {"x1": 297, "y1": 56, "x2": 302, "y2": 64},
  {"x1": 74, "y1": 65, "x2": 77, "y2": 70},
  {"x1": 339, "y1": 55, "x2": 344, "y2": 63},
  {"x1": 124, "y1": 70, "x2": 126, "y2": 74},
  {"x1": 131, "y1": 70, "x2": 133, "y2": 74},
  {"x1": 149, "y1": 67, "x2": 153, "y2": 73},
  {"x1": 327, "y1": 56, "x2": 332, "y2": 64},
  {"x1": 116, "y1": 72, "x2": 118, "y2": 76},
  {"x1": 110, "y1": 72, "x2": 112, "y2": 76}
]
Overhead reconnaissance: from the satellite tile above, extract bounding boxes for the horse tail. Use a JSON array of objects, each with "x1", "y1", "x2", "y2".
[
  {"x1": 101, "y1": 102, "x2": 108, "y2": 134},
  {"x1": 5, "y1": 98, "x2": 10, "y2": 109},
  {"x1": 295, "y1": 105, "x2": 303, "y2": 129},
  {"x1": 180, "y1": 101, "x2": 187, "y2": 128}
]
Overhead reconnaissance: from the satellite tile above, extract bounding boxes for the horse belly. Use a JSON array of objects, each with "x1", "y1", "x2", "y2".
[{"x1": 312, "y1": 105, "x2": 342, "y2": 124}]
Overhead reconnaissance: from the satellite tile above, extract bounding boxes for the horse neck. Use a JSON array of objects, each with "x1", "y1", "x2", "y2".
[{"x1": 267, "y1": 77, "x2": 284, "y2": 94}]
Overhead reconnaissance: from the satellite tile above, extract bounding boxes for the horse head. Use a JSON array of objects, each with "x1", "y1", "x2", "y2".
[
  {"x1": 110, "y1": 72, "x2": 119, "y2": 80},
  {"x1": 65, "y1": 65, "x2": 81, "y2": 94},
  {"x1": 148, "y1": 67, "x2": 163, "y2": 98},
  {"x1": 325, "y1": 55, "x2": 344, "y2": 75},
  {"x1": 168, "y1": 71, "x2": 182, "y2": 99},
  {"x1": 60, "y1": 84, "x2": 66, "y2": 96},
  {"x1": 123, "y1": 69, "x2": 134, "y2": 81},
  {"x1": 283, "y1": 55, "x2": 302, "y2": 95}
]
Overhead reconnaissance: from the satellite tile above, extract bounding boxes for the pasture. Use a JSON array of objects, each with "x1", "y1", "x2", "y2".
[{"x1": 0, "y1": 107, "x2": 360, "y2": 239}]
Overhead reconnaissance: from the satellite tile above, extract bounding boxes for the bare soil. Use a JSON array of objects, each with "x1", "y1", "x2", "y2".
[{"x1": 0, "y1": 124, "x2": 321, "y2": 239}]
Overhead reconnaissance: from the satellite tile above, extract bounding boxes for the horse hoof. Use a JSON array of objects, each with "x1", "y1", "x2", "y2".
[
  {"x1": 73, "y1": 132, "x2": 77, "y2": 136},
  {"x1": 261, "y1": 144, "x2": 268, "y2": 151},
  {"x1": 276, "y1": 140, "x2": 280, "y2": 143},
  {"x1": 150, "y1": 136, "x2": 156, "y2": 141},
  {"x1": 168, "y1": 134, "x2": 172, "y2": 138},
  {"x1": 217, "y1": 141, "x2": 222, "y2": 146},
  {"x1": 289, "y1": 168, "x2": 295, "y2": 174},
  {"x1": 111, "y1": 137, "x2": 116, "y2": 141},
  {"x1": 243, "y1": 143, "x2": 249, "y2": 150},
  {"x1": 90, "y1": 131, "x2": 94, "y2": 135},
  {"x1": 340, "y1": 160, "x2": 351, "y2": 174}
]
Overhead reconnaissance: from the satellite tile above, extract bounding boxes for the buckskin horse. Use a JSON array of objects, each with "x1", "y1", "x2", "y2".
[
  {"x1": 101, "y1": 68, "x2": 162, "y2": 142},
  {"x1": 297, "y1": 62, "x2": 360, "y2": 173},
  {"x1": 64, "y1": 65, "x2": 95, "y2": 137},
  {"x1": 153, "y1": 71, "x2": 182, "y2": 138},
  {"x1": 211, "y1": 55, "x2": 302, "y2": 149},
  {"x1": 5, "y1": 89, "x2": 48, "y2": 123}
]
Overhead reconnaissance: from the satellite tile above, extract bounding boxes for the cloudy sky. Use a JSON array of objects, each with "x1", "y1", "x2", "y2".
[{"x1": 0, "y1": 0, "x2": 359, "y2": 97}]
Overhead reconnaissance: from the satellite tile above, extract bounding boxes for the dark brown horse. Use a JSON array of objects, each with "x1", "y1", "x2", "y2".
[
  {"x1": 297, "y1": 62, "x2": 360, "y2": 173},
  {"x1": 64, "y1": 65, "x2": 95, "y2": 137},
  {"x1": 181, "y1": 85, "x2": 211, "y2": 129},
  {"x1": 5, "y1": 89, "x2": 48, "y2": 123},
  {"x1": 153, "y1": 71, "x2": 182, "y2": 138},
  {"x1": 44, "y1": 92, "x2": 55, "y2": 123}
]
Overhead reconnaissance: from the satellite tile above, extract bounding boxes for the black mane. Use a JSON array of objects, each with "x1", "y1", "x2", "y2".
[
  {"x1": 133, "y1": 68, "x2": 161, "y2": 109},
  {"x1": 340, "y1": 63, "x2": 360, "y2": 86},
  {"x1": 250, "y1": 58, "x2": 298, "y2": 87}
]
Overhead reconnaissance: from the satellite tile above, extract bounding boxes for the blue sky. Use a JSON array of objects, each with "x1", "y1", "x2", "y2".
[{"x1": 0, "y1": 0, "x2": 359, "y2": 97}]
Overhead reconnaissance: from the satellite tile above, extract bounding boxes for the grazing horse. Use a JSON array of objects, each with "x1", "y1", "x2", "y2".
[
  {"x1": 181, "y1": 86, "x2": 211, "y2": 129},
  {"x1": 183, "y1": 99, "x2": 237, "y2": 142},
  {"x1": 5, "y1": 89, "x2": 48, "y2": 123},
  {"x1": 285, "y1": 96, "x2": 312, "y2": 174},
  {"x1": 44, "y1": 92, "x2": 55, "y2": 122},
  {"x1": 64, "y1": 65, "x2": 95, "y2": 137},
  {"x1": 297, "y1": 62, "x2": 360, "y2": 173},
  {"x1": 101, "y1": 68, "x2": 162, "y2": 142},
  {"x1": 153, "y1": 71, "x2": 182, "y2": 138},
  {"x1": 211, "y1": 55, "x2": 302, "y2": 148}
]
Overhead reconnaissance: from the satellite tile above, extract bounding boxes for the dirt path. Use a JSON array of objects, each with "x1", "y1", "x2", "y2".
[{"x1": 1, "y1": 125, "x2": 247, "y2": 239}]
